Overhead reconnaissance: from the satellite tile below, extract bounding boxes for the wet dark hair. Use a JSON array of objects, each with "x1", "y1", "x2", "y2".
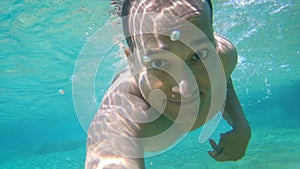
[
  {"x1": 116, "y1": 0, "x2": 213, "y2": 17},
  {"x1": 111, "y1": 0, "x2": 213, "y2": 52},
  {"x1": 121, "y1": 0, "x2": 134, "y2": 52}
]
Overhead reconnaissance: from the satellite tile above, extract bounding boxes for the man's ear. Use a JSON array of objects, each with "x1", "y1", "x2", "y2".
[
  {"x1": 124, "y1": 47, "x2": 137, "y2": 76},
  {"x1": 124, "y1": 47, "x2": 131, "y2": 58}
]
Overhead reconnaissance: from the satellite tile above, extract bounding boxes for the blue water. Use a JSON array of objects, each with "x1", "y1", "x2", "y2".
[{"x1": 0, "y1": 0, "x2": 299, "y2": 168}]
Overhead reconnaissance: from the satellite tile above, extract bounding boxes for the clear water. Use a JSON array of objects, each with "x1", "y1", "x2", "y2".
[{"x1": 0, "y1": 0, "x2": 299, "y2": 168}]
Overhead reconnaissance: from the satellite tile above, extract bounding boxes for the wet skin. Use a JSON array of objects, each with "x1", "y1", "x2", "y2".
[
  {"x1": 127, "y1": 15, "x2": 234, "y2": 132},
  {"x1": 126, "y1": 15, "x2": 250, "y2": 159}
]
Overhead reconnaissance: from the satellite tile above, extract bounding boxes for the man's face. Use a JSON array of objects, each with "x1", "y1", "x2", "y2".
[{"x1": 129, "y1": 15, "x2": 225, "y2": 123}]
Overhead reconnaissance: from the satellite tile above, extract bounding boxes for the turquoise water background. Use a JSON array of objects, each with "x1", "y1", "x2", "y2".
[{"x1": 0, "y1": 0, "x2": 299, "y2": 168}]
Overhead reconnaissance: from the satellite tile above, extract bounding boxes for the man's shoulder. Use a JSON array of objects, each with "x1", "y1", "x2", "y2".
[
  {"x1": 106, "y1": 69, "x2": 146, "y2": 103},
  {"x1": 111, "y1": 69, "x2": 132, "y2": 84},
  {"x1": 214, "y1": 34, "x2": 238, "y2": 77},
  {"x1": 214, "y1": 34, "x2": 237, "y2": 58}
]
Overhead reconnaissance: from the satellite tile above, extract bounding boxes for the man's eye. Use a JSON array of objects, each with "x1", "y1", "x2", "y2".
[
  {"x1": 192, "y1": 49, "x2": 209, "y2": 60},
  {"x1": 150, "y1": 59, "x2": 166, "y2": 68}
]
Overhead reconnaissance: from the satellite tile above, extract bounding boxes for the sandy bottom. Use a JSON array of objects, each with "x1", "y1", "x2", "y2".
[{"x1": 1, "y1": 127, "x2": 299, "y2": 169}]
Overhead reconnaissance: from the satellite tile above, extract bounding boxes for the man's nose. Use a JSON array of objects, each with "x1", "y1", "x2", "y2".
[{"x1": 171, "y1": 80, "x2": 195, "y2": 97}]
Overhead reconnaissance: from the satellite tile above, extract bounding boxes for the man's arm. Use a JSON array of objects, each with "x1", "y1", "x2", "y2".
[
  {"x1": 223, "y1": 78, "x2": 251, "y2": 132},
  {"x1": 208, "y1": 78, "x2": 251, "y2": 161},
  {"x1": 85, "y1": 108, "x2": 145, "y2": 169}
]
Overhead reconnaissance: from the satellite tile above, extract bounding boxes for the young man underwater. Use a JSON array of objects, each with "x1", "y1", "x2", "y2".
[{"x1": 85, "y1": 0, "x2": 251, "y2": 168}]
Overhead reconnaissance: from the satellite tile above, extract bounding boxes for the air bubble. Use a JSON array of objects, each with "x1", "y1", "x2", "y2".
[
  {"x1": 142, "y1": 55, "x2": 151, "y2": 62},
  {"x1": 58, "y1": 89, "x2": 65, "y2": 95},
  {"x1": 170, "y1": 30, "x2": 181, "y2": 41}
]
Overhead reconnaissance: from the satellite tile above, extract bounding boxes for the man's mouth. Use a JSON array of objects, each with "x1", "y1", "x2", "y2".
[{"x1": 167, "y1": 95, "x2": 200, "y2": 107}]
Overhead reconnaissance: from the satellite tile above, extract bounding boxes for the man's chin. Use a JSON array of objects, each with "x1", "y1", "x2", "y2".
[{"x1": 164, "y1": 102, "x2": 200, "y2": 124}]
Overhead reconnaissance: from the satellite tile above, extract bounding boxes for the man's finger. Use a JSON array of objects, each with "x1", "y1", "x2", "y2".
[
  {"x1": 208, "y1": 150, "x2": 217, "y2": 158},
  {"x1": 209, "y1": 139, "x2": 218, "y2": 150}
]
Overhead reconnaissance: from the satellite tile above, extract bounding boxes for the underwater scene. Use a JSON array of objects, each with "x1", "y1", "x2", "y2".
[{"x1": 0, "y1": 0, "x2": 299, "y2": 168}]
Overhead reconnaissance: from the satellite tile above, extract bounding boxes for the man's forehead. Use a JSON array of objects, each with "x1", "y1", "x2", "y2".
[
  {"x1": 127, "y1": 0, "x2": 213, "y2": 38},
  {"x1": 134, "y1": 15, "x2": 212, "y2": 48},
  {"x1": 125, "y1": 0, "x2": 213, "y2": 53},
  {"x1": 143, "y1": 27, "x2": 209, "y2": 44}
]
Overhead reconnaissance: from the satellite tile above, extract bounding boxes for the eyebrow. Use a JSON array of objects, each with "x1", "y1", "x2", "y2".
[
  {"x1": 146, "y1": 46, "x2": 170, "y2": 56},
  {"x1": 145, "y1": 38, "x2": 210, "y2": 56},
  {"x1": 190, "y1": 38, "x2": 210, "y2": 46}
]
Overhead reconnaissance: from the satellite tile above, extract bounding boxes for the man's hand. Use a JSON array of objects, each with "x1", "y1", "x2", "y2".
[
  {"x1": 208, "y1": 126, "x2": 250, "y2": 161},
  {"x1": 209, "y1": 78, "x2": 251, "y2": 161}
]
